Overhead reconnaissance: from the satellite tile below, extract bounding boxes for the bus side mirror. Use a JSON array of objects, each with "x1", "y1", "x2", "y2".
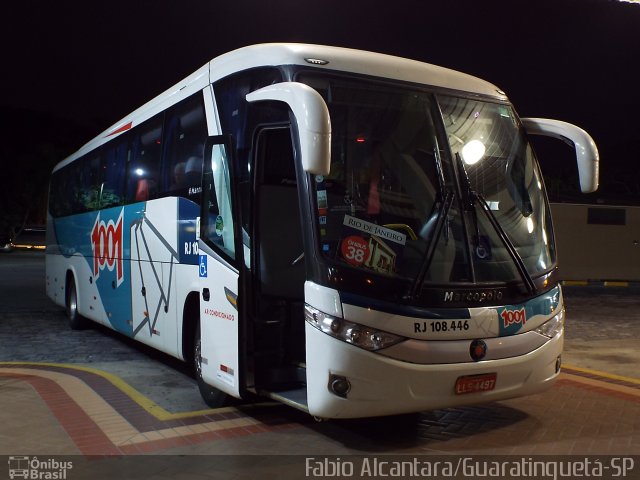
[
  {"x1": 246, "y1": 82, "x2": 332, "y2": 176},
  {"x1": 521, "y1": 118, "x2": 599, "y2": 193}
]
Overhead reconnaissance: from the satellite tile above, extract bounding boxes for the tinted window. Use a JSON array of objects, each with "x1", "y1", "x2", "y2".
[
  {"x1": 126, "y1": 115, "x2": 163, "y2": 203},
  {"x1": 67, "y1": 152, "x2": 103, "y2": 214},
  {"x1": 214, "y1": 68, "x2": 284, "y2": 157},
  {"x1": 49, "y1": 167, "x2": 72, "y2": 217},
  {"x1": 101, "y1": 139, "x2": 127, "y2": 209},
  {"x1": 202, "y1": 142, "x2": 236, "y2": 261},
  {"x1": 214, "y1": 68, "x2": 287, "y2": 234},
  {"x1": 162, "y1": 93, "x2": 207, "y2": 201}
]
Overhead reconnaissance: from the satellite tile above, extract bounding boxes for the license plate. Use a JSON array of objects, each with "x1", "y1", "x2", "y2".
[{"x1": 454, "y1": 373, "x2": 497, "y2": 395}]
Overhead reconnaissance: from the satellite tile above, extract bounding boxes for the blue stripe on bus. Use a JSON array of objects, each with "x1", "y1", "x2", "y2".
[
  {"x1": 52, "y1": 204, "x2": 141, "y2": 336},
  {"x1": 340, "y1": 285, "x2": 560, "y2": 325},
  {"x1": 50, "y1": 197, "x2": 201, "y2": 337},
  {"x1": 497, "y1": 285, "x2": 561, "y2": 336}
]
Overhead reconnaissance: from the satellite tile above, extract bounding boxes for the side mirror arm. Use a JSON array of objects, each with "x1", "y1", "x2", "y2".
[
  {"x1": 521, "y1": 118, "x2": 599, "y2": 193},
  {"x1": 246, "y1": 82, "x2": 332, "y2": 176}
]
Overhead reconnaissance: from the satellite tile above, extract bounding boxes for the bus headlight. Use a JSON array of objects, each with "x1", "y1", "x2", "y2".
[
  {"x1": 534, "y1": 309, "x2": 565, "y2": 338},
  {"x1": 304, "y1": 304, "x2": 405, "y2": 351}
]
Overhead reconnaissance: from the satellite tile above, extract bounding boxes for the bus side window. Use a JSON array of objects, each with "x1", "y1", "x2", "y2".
[
  {"x1": 50, "y1": 167, "x2": 72, "y2": 217},
  {"x1": 100, "y1": 140, "x2": 127, "y2": 209},
  {"x1": 162, "y1": 93, "x2": 207, "y2": 201},
  {"x1": 126, "y1": 115, "x2": 163, "y2": 203},
  {"x1": 202, "y1": 143, "x2": 236, "y2": 261},
  {"x1": 72, "y1": 153, "x2": 102, "y2": 213}
]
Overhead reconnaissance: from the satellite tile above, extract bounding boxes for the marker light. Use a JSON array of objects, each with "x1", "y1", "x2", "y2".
[
  {"x1": 461, "y1": 139, "x2": 486, "y2": 165},
  {"x1": 304, "y1": 304, "x2": 405, "y2": 351},
  {"x1": 304, "y1": 58, "x2": 329, "y2": 65}
]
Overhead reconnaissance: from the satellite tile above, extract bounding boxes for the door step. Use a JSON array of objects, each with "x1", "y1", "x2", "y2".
[{"x1": 262, "y1": 387, "x2": 308, "y2": 412}]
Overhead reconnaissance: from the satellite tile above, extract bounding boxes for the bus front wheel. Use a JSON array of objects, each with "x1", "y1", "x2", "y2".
[
  {"x1": 193, "y1": 323, "x2": 227, "y2": 408},
  {"x1": 66, "y1": 277, "x2": 86, "y2": 330}
]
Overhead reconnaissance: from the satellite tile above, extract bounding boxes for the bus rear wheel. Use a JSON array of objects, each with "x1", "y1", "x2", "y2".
[
  {"x1": 194, "y1": 323, "x2": 227, "y2": 408},
  {"x1": 66, "y1": 277, "x2": 86, "y2": 330}
]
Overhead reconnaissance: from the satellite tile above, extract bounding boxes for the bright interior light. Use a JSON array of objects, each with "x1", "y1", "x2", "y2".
[
  {"x1": 461, "y1": 140, "x2": 486, "y2": 165},
  {"x1": 526, "y1": 217, "x2": 535, "y2": 234},
  {"x1": 135, "y1": 168, "x2": 144, "y2": 176}
]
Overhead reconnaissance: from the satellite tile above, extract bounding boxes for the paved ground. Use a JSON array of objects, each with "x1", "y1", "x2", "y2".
[
  {"x1": 562, "y1": 286, "x2": 640, "y2": 378},
  {"x1": 1, "y1": 251, "x2": 639, "y2": 479},
  {"x1": 0, "y1": 251, "x2": 204, "y2": 413}
]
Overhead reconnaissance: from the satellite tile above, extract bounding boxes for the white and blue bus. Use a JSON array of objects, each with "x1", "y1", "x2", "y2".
[{"x1": 46, "y1": 44, "x2": 599, "y2": 418}]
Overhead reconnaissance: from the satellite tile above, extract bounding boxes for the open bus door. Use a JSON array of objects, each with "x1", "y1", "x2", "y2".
[
  {"x1": 196, "y1": 135, "x2": 244, "y2": 403},
  {"x1": 245, "y1": 83, "x2": 331, "y2": 410}
]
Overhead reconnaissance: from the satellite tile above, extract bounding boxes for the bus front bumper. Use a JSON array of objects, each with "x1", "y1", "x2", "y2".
[{"x1": 305, "y1": 323, "x2": 563, "y2": 419}]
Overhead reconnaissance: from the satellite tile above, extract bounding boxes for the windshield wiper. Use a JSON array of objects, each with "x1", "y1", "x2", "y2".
[
  {"x1": 407, "y1": 144, "x2": 453, "y2": 299},
  {"x1": 476, "y1": 192, "x2": 536, "y2": 294},
  {"x1": 455, "y1": 153, "x2": 537, "y2": 295},
  {"x1": 408, "y1": 188, "x2": 454, "y2": 299}
]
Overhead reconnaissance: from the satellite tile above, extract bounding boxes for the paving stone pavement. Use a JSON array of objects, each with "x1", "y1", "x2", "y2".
[{"x1": 562, "y1": 285, "x2": 640, "y2": 378}]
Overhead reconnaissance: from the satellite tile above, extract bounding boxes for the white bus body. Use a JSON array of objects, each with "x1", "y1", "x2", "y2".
[{"x1": 46, "y1": 44, "x2": 598, "y2": 418}]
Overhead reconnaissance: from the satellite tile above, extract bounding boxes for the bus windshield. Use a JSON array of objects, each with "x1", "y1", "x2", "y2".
[{"x1": 299, "y1": 74, "x2": 555, "y2": 288}]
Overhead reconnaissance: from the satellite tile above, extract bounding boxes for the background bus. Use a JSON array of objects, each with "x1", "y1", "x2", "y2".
[{"x1": 46, "y1": 44, "x2": 598, "y2": 418}]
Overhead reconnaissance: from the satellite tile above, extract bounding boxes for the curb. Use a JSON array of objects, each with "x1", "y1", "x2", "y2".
[{"x1": 561, "y1": 280, "x2": 639, "y2": 288}]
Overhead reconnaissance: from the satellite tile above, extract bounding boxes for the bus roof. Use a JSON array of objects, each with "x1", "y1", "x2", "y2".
[
  {"x1": 56, "y1": 43, "x2": 507, "y2": 171},
  {"x1": 210, "y1": 43, "x2": 505, "y2": 98}
]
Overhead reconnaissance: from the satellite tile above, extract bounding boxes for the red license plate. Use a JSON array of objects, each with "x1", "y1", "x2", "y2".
[{"x1": 454, "y1": 373, "x2": 497, "y2": 395}]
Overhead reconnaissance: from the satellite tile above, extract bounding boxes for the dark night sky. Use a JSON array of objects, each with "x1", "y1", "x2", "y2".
[{"x1": 2, "y1": 0, "x2": 640, "y2": 210}]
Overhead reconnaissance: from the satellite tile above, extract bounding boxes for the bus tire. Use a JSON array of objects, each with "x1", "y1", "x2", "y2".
[
  {"x1": 66, "y1": 277, "x2": 86, "y2": 330},
  {"x1": 194, "y1": 322, "x2": 227, "y2": 408}
]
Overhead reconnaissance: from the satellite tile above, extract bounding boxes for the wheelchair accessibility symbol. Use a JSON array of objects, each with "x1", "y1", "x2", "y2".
[{"x1": 199, "y1": 255, "x2": 208, "y2": 278}]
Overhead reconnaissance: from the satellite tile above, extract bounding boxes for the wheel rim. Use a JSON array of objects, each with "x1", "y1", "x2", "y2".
[
  {"x1": 194, "y1": 336, "x2": 203, "y2": 380},
  {"x1": 68, "y1": 284, "x2": 77, "y2": 320}
]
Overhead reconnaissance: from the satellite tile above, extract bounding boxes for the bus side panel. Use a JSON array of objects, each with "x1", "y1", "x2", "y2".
[
  {"x1": 45, "y1": 213, "x2": 70, "y2": 308},
  {"x1": 45, "y1": 214, "x2": 64, "y2": 307},
  {"x1": 45, "y1": 249, "x2": 107, "y2": 324},
  {"x1": 46, "y1": 197, "x2": 201, "y2": 360},
  {"x1": 198, "y1": 248, "x2": 241, "y2": 398},
  {"x1": 129, "y1": 199, "x2": 177, "y2": 354},
  {"x1": 174, "y1": 262, "x2": 200, "y2": 361},
  {"x1": 128, "y1": 197, "x2": 200, "y2": 357},
  {"x1": 171, "y1": 197, "x2": 201, "y2": 359},
  {"x1": 47, "y1": 207, "x2": 135, "y2": 328}
]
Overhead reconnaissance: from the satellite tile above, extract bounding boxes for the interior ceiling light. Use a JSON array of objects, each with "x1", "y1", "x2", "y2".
[{"x1": 461, "y1": 139, "x2": 486, "y2": 165}]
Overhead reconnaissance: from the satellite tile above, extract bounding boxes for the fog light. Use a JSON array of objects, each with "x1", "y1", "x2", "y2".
[
  {"x1": 556, "y1": 355, "x2": 562, "y2": 373},
  {"x1": 328, "y1": 374, "x2": 351, "y2": 398}
]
